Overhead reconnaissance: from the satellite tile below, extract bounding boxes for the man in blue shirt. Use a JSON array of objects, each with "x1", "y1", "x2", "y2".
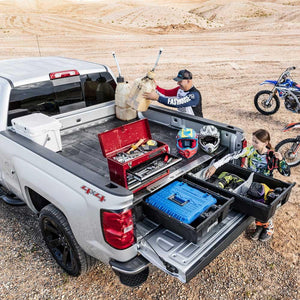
[{"x1": 143, "y1": 69, "x2": 202, "y2": 117}]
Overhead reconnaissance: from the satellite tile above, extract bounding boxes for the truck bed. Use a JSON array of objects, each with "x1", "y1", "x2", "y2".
[{"x1": 60, "y1": 116, "x2": 227, "y2": 181}]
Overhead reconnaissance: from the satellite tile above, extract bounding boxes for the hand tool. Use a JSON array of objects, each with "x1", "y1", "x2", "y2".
[
  {"x1": 127, "y1": 138, "x2": 146, "y2": 154},
  {"x1": 142, "y1": 139, "x2": 158, "y2": 151}
]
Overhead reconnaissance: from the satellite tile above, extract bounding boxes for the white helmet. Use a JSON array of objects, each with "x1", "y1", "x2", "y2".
[{"x1": 199, "y1": 125, "x2": 220, "y2": 153}]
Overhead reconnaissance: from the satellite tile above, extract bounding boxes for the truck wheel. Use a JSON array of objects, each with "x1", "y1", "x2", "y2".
[{"x1": 39, "y1": 204, "x2": 97, "y2": 276}]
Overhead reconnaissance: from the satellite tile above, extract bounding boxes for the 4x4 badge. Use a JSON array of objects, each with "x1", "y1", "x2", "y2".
[{"x1": 81, "y1": 186, "x2": 105, "y2": 202}]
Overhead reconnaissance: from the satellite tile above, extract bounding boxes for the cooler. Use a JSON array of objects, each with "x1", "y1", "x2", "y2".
[{"x1": 11, "y1": 113, "x2": 62, "y2": 152}]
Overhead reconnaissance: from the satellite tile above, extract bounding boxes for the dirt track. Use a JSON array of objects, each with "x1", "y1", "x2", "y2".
[{"x1": 0, "y1": 1, "x2": 299, "y2": 299}]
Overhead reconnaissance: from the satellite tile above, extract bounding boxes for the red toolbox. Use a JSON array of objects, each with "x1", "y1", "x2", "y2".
[{"x1": 98, "y1": 119, "x2": 180, "y2": 192}]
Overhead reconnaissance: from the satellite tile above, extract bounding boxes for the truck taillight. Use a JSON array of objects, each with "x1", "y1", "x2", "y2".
[
  {"x1": 49, "y1": 70, "x2": 80, "y2": 80},
  {"x1": 101, "y1": 209, "x2": 134, "y2": 250},
  {"x1": 241, "y1": 139, "x2": 247, "y2": 167}
]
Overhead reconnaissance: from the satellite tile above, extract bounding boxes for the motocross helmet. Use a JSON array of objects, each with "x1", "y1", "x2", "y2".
[
  {"x1": 176, "y1": 128, "x2": 198, "y2": 159},
  {"x1": 199, "y1": 125, "x2": 220, "y2": 153}
]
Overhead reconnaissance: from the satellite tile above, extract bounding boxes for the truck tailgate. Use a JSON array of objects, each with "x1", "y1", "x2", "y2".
[{"x1": 136, "y1": 211, "x2": 253, "y2": 283}]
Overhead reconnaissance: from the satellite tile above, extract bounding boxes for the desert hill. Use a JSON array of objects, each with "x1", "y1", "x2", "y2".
[{"x1": 0, "y1": 1, "x2": 299, "y2": 299}]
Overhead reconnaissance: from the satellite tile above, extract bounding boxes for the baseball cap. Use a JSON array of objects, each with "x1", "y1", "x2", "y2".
[{"x1": 173, "y1": 69, "x2": 193, "y2": 81}]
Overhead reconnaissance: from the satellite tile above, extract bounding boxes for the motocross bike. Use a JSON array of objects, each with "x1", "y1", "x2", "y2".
[
  {"x1": 275, "y1": 122, "x2": 300, "y2": 167},
  {"x1": 254, "y1": 66, "x2": 300, "y2": 115}
]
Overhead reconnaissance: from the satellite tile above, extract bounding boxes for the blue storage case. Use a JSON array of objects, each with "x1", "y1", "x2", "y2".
[
  {"x1": 143, "y1": 178, "x2": 234, "y2": 243},
  {"x1": 145, "y1": 181, "x2": 217, "y2": 224}
]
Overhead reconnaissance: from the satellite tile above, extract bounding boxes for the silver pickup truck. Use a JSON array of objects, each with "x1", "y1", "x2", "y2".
[{"x1": 1, "y1": 56, "x2": 291, "y2": 287}]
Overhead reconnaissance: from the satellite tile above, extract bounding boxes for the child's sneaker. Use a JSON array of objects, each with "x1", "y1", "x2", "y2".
[
  {"x1": 259, "y1": 220, "x2": 274, "y2": 242},
  {"x1": 250, "y1": 224, "x2": 263, "y2": 241}
]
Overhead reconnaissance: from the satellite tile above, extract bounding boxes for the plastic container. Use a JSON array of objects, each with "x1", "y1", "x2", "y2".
[
  {"x1": 115, "y1": 105, "x2": 137, "y2": 121},
  {"x1": 145, "y1": 181, "x2": 217, "y2": 224},
  {"x1": 143, "y1": 178, "x2": 234, "y2": 243},
  {"x1": 188, "y1": 163, "x2": 295, "y2": 222},
  {"x1": 11, "y1": 113, "x2": 62, "y2": 152},
  {"x1": 126, "y1": 77, "x2": 156, "y2": 111},
  {"x1": 115, "y1": 81, "x2": 131, "y2": 108}
]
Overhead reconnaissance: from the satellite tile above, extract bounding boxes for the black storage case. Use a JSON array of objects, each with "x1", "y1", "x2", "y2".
[
  {"x1": 142, "y1": 178, "x2": 234, "y2": 243},
  {"x1": 187, "y1": 163, "x2": 295, "y2": 222}
]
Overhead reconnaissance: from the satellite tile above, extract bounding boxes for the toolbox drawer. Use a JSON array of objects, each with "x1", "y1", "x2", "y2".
[
  {"x1": 142, "y1": 178, "x2": 234, "y2": 243},
  {"x1": 98, "y1": 119, "x2": 181, "y2": 192},
  {"x1": 187, "y1": 163, "x2": 295, "y2": 222},
  {"x1": 127, "y1": 153, "x2": 181, "y2": 192}
]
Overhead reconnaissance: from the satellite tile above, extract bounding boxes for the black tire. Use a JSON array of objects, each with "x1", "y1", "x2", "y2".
[
  {"x1": 275, "y1": 138, "x2": 300, "y2": 167},
  {"x1": 254, "y1": 90, "x2": 280, "y2": 115},
  {"x1": 39, "y1": 204, "x2": 98, "y2": 276}
]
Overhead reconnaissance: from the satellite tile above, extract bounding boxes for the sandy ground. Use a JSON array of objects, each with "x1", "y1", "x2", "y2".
[{"x1": 0, "y1": 0, "x2": 299, "y2": 299}]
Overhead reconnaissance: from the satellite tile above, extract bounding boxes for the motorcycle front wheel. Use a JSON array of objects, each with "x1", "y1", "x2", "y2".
[
  {"x1": 254, "y1": 90, "x2": 280, "y2": 115},
  {"x1": 275, "y1": 138, "x2": 300, "y2": 167}
]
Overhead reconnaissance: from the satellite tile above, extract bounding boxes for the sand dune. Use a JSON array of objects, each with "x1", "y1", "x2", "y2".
[{"x1": 0, "y1": 0, "x2": 299, "y2": 299}]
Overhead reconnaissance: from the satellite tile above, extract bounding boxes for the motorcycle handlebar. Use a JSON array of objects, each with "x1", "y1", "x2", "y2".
[
  {"x1": 286, "y1": 66, "x2": 296, "y2": 72},
  {"x1": 279, "y1": 66, "x2": 296, "y2": 81}
]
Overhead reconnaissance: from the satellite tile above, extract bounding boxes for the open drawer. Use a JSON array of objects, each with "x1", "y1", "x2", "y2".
[
  {"x1": 141, "y1": 178, "x2": 234, "y2": 243},
  {"x1": 187, "y1": 163, "x2": 295, "y2": 222}
]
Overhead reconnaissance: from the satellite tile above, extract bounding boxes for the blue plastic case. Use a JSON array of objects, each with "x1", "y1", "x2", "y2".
[{"x1": 145, "y1": 181, "x2": 217, "y2": 224}]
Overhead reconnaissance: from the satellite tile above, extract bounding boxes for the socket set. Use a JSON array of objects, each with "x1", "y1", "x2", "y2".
[{"x1": 127, "y1": 153, "x2": 182, "y2": 184}]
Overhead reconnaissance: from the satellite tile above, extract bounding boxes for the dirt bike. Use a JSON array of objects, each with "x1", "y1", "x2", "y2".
[
  {"x1": 254, "y1": 66, "x2": 300, "y2": 115},
  {"x1": 275, "y1": 122, "x2": 300, "y2": 167}
]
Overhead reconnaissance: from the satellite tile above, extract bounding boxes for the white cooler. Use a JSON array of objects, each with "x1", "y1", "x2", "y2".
[{"x1": 11, "y1": 113, "x2": 62, "y2": 152}]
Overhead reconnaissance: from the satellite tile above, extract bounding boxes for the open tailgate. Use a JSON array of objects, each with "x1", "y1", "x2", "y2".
[{"x1": 136, "y1": 211, "x2": 253, "y2": 283}]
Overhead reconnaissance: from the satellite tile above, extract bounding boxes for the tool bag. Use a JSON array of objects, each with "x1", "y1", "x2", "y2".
[{"x1": 214, "y1": 171, "x2": 245, "y2": 190}]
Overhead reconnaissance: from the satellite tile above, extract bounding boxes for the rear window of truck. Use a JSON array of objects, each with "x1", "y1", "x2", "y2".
[{"x1": 7, "y1": 71, "x2": 116, "y2": 125}]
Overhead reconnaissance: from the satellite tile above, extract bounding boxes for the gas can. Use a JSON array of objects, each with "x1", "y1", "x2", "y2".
[
  {"x1": 116, "y1": 106, "x2": 137, "y2": 121},
  {"x1": 126, "y1": 72, "x2": 156, "y2": 112},
  {"x1": 115, "y1": 81, "x2": 131, "y2": 108},
  {"x1": 114, "y1": 78, "x2": 137, "y2": 121}
]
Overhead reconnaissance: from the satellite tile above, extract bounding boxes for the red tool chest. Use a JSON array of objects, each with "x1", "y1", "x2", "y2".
[{"x1": 98, "y1": 119, "x2": 177, "y2": 192}]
